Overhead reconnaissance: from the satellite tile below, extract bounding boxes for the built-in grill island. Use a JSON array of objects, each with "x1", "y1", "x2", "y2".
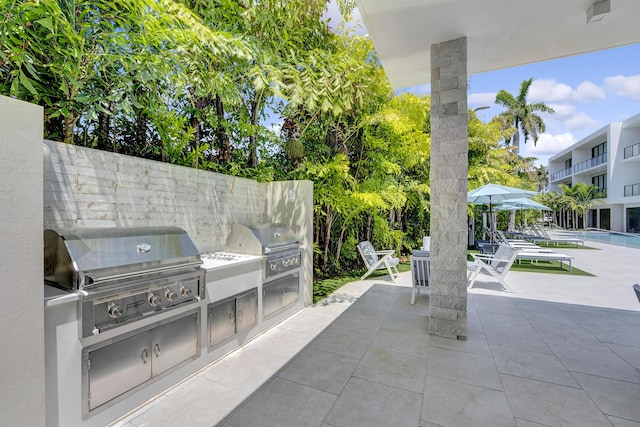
[
  {"x1": 44, "y1": 226, "x2": 205, "y2": 426},
  {"x1": 44, "y1": 223, "x2": 306, "y2": 427},
  {"x1": 226, "y1": 223, "x2": 303, "y2": 318}
]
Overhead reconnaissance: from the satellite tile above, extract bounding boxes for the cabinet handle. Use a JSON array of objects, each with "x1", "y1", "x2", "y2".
[
  {"x1": 237, "y1": 309, "x2": 243, "y2": 320},
  {"x1": 141, "y1": 349, "x2": 149, "y2": 364},
  {"x1": 228, "y1": 311, "x2": 235, "y2": 322},
  {"x1": 154, "y1": 343, "x2": 160, "y2": 357}
]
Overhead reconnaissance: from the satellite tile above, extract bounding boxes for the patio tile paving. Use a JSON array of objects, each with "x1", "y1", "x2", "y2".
[
  {"x1": 573, "y1": 372, "x2": 640, "y2": 423},
  {"x1": 323, "y1": 377, "x2": 423, "y2": 427},
  {"x1": 353, "y1": 346, "x2": 428, "y2": 393},
  {"x1": 112, "y1": 240, "x2": 640, "y2": 427},
  {"x1": 223, "y1": 377, "x2": 337, "y2": 427},
  {"x1": 501, "y1": 374, "x2": 612, "y2": 427},
  {"x1": 422, "y1": 375, "x2": 514, "y2": 427},
  {"x1": 277, "y1": 347, "x2": 359, "y2": 395},
  {"x1": 426, "y1": 346, "x2": 503, "y2": 390},
  {"x1": 607, "y1": 416, "x2": 640, "y2": 426},
  {"x1": 492, "y1": 347, "x2": 580, "y2": 388},
  {"x1": 308, "y1": 324, "x2": 375, "y2": 359},
  {"x1": 548, "y1": 341, "x2": 640, "y2": 384},
  {"x1": 370, "y1": 327, "x2": 431, "y2": 357}
]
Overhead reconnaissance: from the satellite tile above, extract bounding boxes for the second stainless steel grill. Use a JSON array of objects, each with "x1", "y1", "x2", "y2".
[{"x1": 226, "y1": 223, "x2": 301, "y2": 278}]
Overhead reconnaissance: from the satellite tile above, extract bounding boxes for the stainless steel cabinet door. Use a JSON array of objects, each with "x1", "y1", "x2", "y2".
[
  {"x1": 151, "y1": 313, "x2": 199, "y2": 376},
  {"x1": 262, "y1": 279, "x2": 282, "y2": 318},
  {"x1": 235, "y1": 289, "x2": 257, "y2": 334},
  {"x1": 87, "y1": 332, "x2": 151, "y2": 410},
  {"x1": 263, "y1": 273, "x2": 300, "y2": 318},
  {"x1": 208, "y1": 298, "x2": 236, "y2": 347},
  {"x1": 281, "y1": 273, "x2": 300, "y2": 308}
]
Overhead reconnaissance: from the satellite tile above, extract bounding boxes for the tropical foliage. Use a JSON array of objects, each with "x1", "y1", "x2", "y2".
[{"x1": 1, "y1": 0, "x2": 544, "y2": 280}]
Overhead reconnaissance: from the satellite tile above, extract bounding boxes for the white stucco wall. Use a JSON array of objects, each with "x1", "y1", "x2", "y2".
[{"x1": 0, "y1": 95, "x2": 45, "y2": 426}]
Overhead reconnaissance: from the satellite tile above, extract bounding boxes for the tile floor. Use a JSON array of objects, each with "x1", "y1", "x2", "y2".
[{"x1": 113, "y1": 240, "x2": 640, "y2": 427}]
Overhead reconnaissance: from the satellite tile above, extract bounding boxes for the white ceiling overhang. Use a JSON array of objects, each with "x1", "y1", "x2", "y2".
[{"x1": 354, "y1": 0, "x2": 640, "y2": 89}]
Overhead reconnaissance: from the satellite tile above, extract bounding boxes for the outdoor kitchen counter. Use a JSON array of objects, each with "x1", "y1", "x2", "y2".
[{"x1": 200, "y1": 252, "x2": 264, "y2": 274}]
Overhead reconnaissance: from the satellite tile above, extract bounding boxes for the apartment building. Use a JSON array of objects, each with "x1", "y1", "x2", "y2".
[{"x1": 548, "y1": 112, "x2": 640, "y2": 233}]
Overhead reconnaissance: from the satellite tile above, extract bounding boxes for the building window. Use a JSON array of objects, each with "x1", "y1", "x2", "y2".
[
  {"x1": 592, "y1": 142, "x2": 607, "y2": 158},
  {"x1": 564, "y1": 158, "x2": 572, "y2": 169},
  {"x1": 592, "y1": 174, "x2": 607, "y2": 197}
]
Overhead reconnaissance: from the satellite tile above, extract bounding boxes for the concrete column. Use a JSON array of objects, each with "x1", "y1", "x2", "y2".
[
  {"x1": 429, "y1": 37, "x2": 468, "y2": 339},
  {"x1": 0, "y1": 95, "x2": 45, "y2": 425}
]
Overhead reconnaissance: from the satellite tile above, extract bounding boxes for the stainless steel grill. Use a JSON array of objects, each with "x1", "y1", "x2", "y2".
[
  {"x1": 44, "y1": 226, "x2": 204, "y2": 338},
  {"x1": 226, "y1": 223, "x2": 302, "y2": 278},
  {"x1": 225, "y1": 223, "x2": 302, "y2": 319}
]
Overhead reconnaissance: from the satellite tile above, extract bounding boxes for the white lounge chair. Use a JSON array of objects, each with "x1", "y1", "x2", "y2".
[
  {"x1": 467, "y1": 243, "x2": 517, "y2": 291},
  {"x1": 494, "y1": 230, "x2": 559, "y2": 254},
  {"x1": 515, "y1": 250, "x2": 574, "y2": 271},
  {"x1": 357, "y1": 241, "x2": 400, "y2": 282},
  {"x1": 529, "y1": 225, "x2": 584, "y2": 247}
]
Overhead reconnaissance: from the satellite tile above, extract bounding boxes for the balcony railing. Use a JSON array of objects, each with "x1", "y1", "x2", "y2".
[
  {"x1": 624, "y1": 183, "x2": 640, "y2": 197},
  {"x1": 624, "y1": 142, "x2": 640, "y2": 159},
  {"x1": 573, "y1": 153, "x2": 607, "y2": 173},
  {"x1": 550, "y1": 167, "x2": 572, "y2": 182}
]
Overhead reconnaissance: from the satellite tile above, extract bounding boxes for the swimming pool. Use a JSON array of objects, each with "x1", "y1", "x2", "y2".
[{"x1": 577, "y1": 229, "x2": 640, "y2": 249}]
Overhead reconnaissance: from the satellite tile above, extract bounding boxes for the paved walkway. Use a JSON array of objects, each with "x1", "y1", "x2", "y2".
[{"x1": 114, "y1": 240, "x2": 640, "y2": 427}]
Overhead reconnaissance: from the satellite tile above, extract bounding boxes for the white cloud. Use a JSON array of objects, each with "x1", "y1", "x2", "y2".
[
  {"x1": 525, "y1": 133, "x2": 576, "y2": 156},
  {"x1": 574, "y1": 81, "x2": 606, "y2": 102},
  {"x1": 468, "y1": 92, "x2": 496, "y2": 105},
  {"x1": 605, "y1": 74, "x2": 640, "y2": 100},
  {"x1": 547, "y1": 103, "x2": 597, "y2": 131},
  {"x1": 529, "y1": 79, "x2": 604, "y2": 103},
  {"x1": 530, "y1": 79, "x2": 573, "y2": 102}
]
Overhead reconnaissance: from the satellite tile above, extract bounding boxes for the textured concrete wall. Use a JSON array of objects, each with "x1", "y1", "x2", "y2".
[
  {"x1": 0, "y1": 96, "x2": 45, "y2": 426},
  {"x1": 429, "y1": 37, "x2": 468, "y2": 339},
  {"x1": 43, "y1": 140, "x2": 313, "y2": 302},
  {"x1": 43, "y1": 141, "x2": 268, "y2": 252}
]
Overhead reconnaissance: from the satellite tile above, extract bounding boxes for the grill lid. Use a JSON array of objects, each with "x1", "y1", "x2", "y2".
[
  {"x1": 226, "y1": 223, "x2": 299, "y2": 254},
  {"x1": 44, "y1": 226, "x2": 202, "y2": 291}
]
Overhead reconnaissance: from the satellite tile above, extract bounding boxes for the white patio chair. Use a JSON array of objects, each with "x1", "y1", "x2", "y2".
[
  {"x1": 410, "y1": 249, "x2": 430, "y2": 304},
  {"x1": 467, "y1": 243, "x2": 517, "y2": 291},
  {"x1": 357, "y1": 241, "x2": 400, "y2": 282}
]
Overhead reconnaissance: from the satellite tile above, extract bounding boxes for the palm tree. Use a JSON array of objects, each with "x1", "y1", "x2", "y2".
[
  {"x1": 495, "y1": 78, "x2": 555, "y2": 154},
  {"x1": 560, "y1": 182, "x2": 604, "y2": 229}
]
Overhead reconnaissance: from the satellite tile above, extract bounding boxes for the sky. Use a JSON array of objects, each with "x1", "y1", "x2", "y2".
[
  {"x1": 401, "y1": 43, "x2": 640, "y2": 166},
  {"x1": 324, "y1": 2, "x2": 640, "y2": 167}
]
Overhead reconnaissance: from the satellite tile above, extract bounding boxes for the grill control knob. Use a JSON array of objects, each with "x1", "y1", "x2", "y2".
[
  {"x1": 165, "y1": 290, "x2": 178, "y2": 302},
  {"x1": 108, "y1": 303, "x2": 122, "y2": 319},
  {"x1": 180, "y1": 286, "x2": 192, "y2": 297},
  {"x1": 149, "y1": 294, "x2": 162, "y2": 307}
]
